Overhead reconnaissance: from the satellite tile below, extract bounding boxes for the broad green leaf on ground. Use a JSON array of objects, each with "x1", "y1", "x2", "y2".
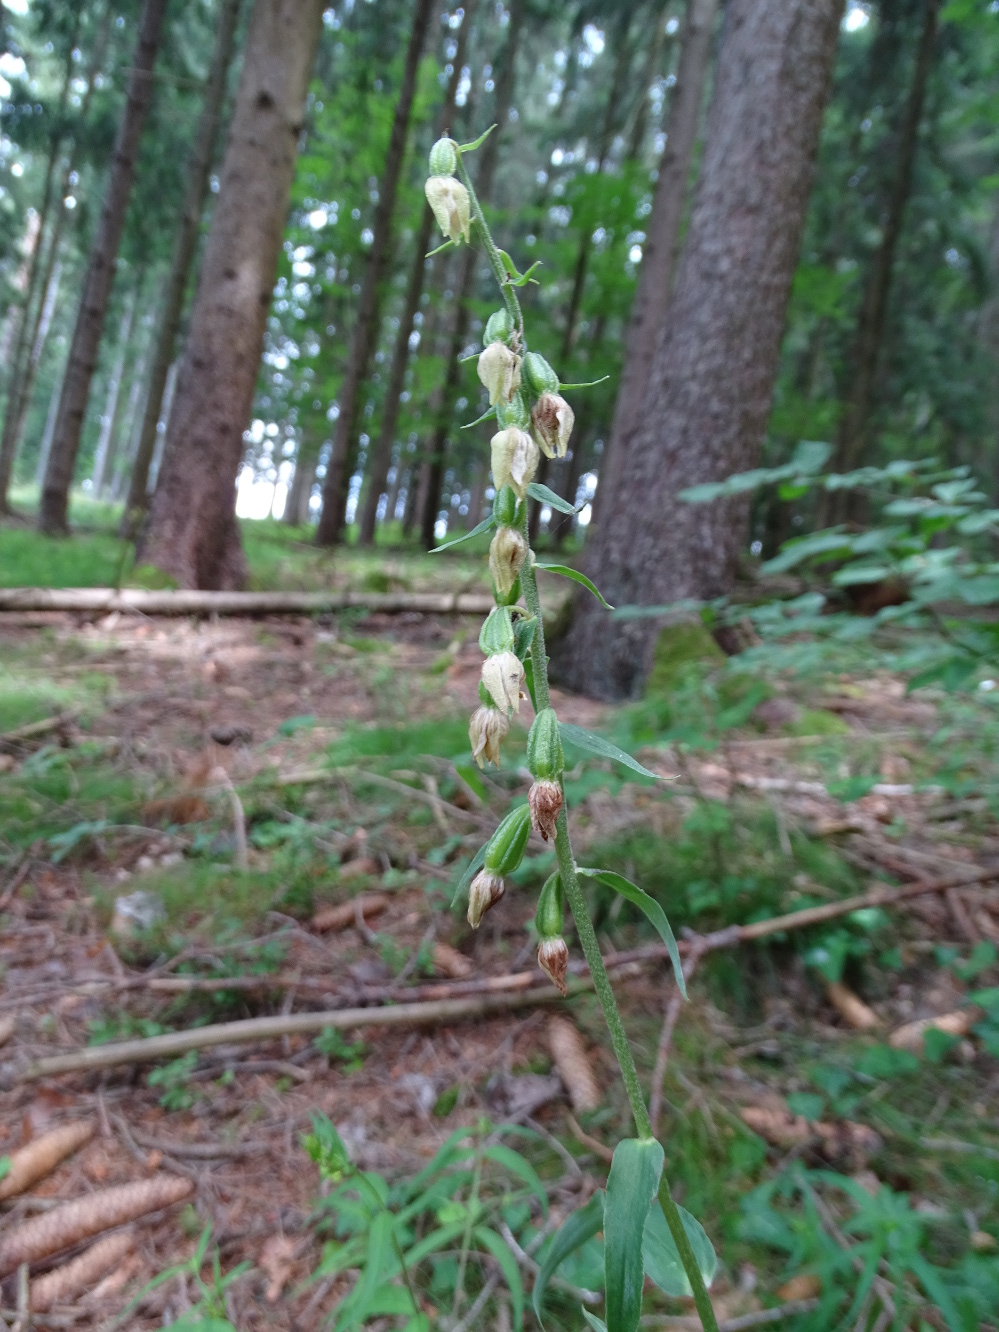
[
  {"x1": 534, "y1": 562, "x2": 614, "y2": 609},
  {"x1": 558, "y1": 722, "x2": 662, "y2": 781},
  {"x1": 642, "y1": 1201, "x2": 717, "y2": 1297},
  {"x1": 576, "y1": 868, "x2": 685, "y2": 996},
  {"x1": 605, "y1": 1139, "x2": 664, "y2": 1332},
  {"x1": 532, "y1": 1191, "x2": 605, "y2": 1327}
]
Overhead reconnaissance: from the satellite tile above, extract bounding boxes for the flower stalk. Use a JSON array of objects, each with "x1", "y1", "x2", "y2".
[{"x1": 447, "y1": 136, "x2": 720, "y2": 1332}]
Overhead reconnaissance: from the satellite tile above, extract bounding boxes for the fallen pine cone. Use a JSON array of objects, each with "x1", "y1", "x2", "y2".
[
  {"x1": 826, "y1": 981, "x2": 879, "y2": 1031},
  {"x1": 740, "y1": 1106, "x2": 811, "y2": 1150},
  {"x1": 889, "y1": 1009, "x2": 974, "y2": 1053},
  {"x1": 31, "y1": 1231, "x2": 135, "y2": 1311},
  {"x1": 740, "y1": 1107, "x2": 881, "y2": 1168},
  {"x1": 0, "y1": 1175, "x2": 193, "y2": 1276},
  {"x1": 776, "y1": 1273, "x2": 822, "y2": 1301},
  {"x1": 432, "y1": 942, "x2": 473, "y2": 979},
  {"x1": 312, "y1": 892, "x2": 389, "y2": 933},
  {"x1": 548, "y1": 1017, "x2": 600, "y2": 1114},
  {"x1": 0, "y1": 1120, "x2": 94, "y2": 1201}
]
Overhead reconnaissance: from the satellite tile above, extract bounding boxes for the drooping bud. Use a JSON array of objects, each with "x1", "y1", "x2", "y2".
[
  {"x1": 489, "y1": 526, "x2": 527, "y2": 600},
  {"x1": 493, "y1": 484, "x2": 518, "y2": 526},
  {"x1": 479, "y1": 605, "x2": 515, "y2": 656},
  {"x1": 484, "y1": 803, "x2": 533, "y2": 875},
  {"x1": 467, "y1": 870, "x2": 505, "y2": 928},
  {"x1": 469, "y1": 705, "x2": 509, "y2": 768},
  {"x1": 530, "y1": 392, "x2": 574, "y2": 460},
  {"x1": 521, "y1": 351, "x2": 559, "y2": 397},
  {"x1": 481, "y1": 650, "x2": 525, "y2": 713},
  {"x1": 535, "y1": 870, "x2": 564, "y2": 939},
  {"x1": 537, "y1": 936, "x2": 569, "y2": 995},
  {"x1": 491, "y1": 428, "x2": 539, "y2": 500},
  {"x1": 428, "y1": 137, "x2": 458, "y2": 176},
  {"x1": 527, "y1": 708, "x2": 564, "y2": 780},
  {"x1": 529, "y1": 779, "x2": 563, "y2": 841},
  {"x1": 496, "y1": 389, "x2": 530, "y2": 430},
  {"x1": 425, "y1": 176, "x2": 471, "y2": 244},
  {"x1": 477, "y1": 342, "x2": 521, "y2": 406},
  {"x1": 484, "y1": 308, "x2": 513, "y2": 345}
]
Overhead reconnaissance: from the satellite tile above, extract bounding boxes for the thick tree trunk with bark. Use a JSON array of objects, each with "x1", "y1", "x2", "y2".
[
  {"x1": 138, "y1": 0, "x2": 324, "y2": 589},
  {"x1": 357, "y1": 0, "x2": 477, "y2": 548},
  {"x1": 38, "y1": 0, "x2": 168, "y2": 535},
  {"x1": 555, "y1": 0, "x2": 843, "y2": 699},
  {"x1": 418, "y1": 0, "x2": 525, "y2": 549},
  {"x1": 592, "y1": 0, "x2": 718, "y2": 530},
  {"x1": 829, "y1": 0, "x2": 940, "y2": 490},
  {"x1": 314, "y1": 0, "x2": 435, "y2": 547},
  {"x1": 121, "y1": 0, "x2": 242, "y2": 530}
]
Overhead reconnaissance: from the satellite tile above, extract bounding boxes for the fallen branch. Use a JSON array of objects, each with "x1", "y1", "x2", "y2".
[
  {"x1": 0, "y1": 713, "x2": 76, "y2": 751},
  {"x1": 3, "y1": 984, "x2": 575, "y2": 1086},
  {"x1": 0, "y1": 1176, "x2": 193, "y2": 1276},
  {"x1": 0, "y1": 587, "x2": 495, "y2": 616}
]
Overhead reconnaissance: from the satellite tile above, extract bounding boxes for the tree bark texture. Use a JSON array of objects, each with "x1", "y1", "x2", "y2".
[
  {"x1": 555, "y1": 0, "x2": 843, "y2": 699},
  {"x1": 314, "y1": 0, "x2": 435, "y2": 547},
  {"x1": 357, "y1": 0, "x2": 477, "y2": 547},
  {"x1": 91, "y1": 291, "x2": 137, "y2": 495},
  {"x1": 38, "y1": 0, "x2": 168, "y2": 535},
  {"x1": 121, "y1": 0, "x2": 243, "y2": 529},
  {"x1": 138, "y1": 0, "x2": 324, "y2": 589},
  {"x1": 418, "y1": 0, "x2": 525, "y2": 550},
  {"x1": 593, "y1": 0, "x2": 719, "y2": 530},
  {"x1": 829, "y1": 0, "x2": 940, "y2": 489}
]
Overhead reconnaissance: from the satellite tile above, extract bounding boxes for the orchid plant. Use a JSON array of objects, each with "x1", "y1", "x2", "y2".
[{"x1": 424, "y1": 131, "x2": 721, "y2": 1332}]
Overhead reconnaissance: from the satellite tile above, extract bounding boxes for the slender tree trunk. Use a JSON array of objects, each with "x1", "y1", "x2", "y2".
[
  {"x1": 146, "y1": 359, "x2": 179, "y2": 495},
  {"x1": 91, "y1": 290, "x2": 137, "y2": 494},
  {"x1": 282, "y1": 436, "x2": 316, "y2": 526},
  {"x1": 108, "y1": 339, "x2": 149, "y2": 499},
  {"x1": 419, "y1": 0, "x2": 526, "y2": 549},
  {"x1": 592, "y1": 0, "x2": 719, "y2": 532},
  {"x1": 35, "y1": 370, "x2": 64, "y2": 488},
  {"x1": 555, "y1": 0, "x2": 843, "y2": 699},
  {"x1": 314, "y1": 0, "x2": 435, "y2": 547},
  {"x1": 138, "y1": 0, "x2": 324, "y2": 588},
  {"x1": 357, "y1": 0, "x2": 477, "y2": 547},
  {"x1": 122, "y1": 0, "x2": 243, "y2": 530},
  {"x1": 829, "y1": 0, "x2": 940, "y2": 492},
  {"x1": 39, "y1": 0, "x2": 168, "y2": 534}
]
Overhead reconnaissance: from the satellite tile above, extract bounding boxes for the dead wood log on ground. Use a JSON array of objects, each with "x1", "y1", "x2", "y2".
[{"x1": 0, "y1": 587, "x2": 495, "y2": 616}]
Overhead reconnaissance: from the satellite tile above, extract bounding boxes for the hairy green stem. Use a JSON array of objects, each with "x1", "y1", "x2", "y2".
[{"x1": 460, "y1": 159, "x2": 719, "y2": 1332}]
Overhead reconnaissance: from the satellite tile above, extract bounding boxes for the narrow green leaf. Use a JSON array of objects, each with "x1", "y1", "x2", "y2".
[
  {"x1": 461, "y1": 406, "x2": 497, "y2": 429},
  {"x1": 401, "y1": 1219, "x2": 470, "y2": 1269},
  {"x1": 523, "y1": 655, "x2": 538, "y2": 712},
  {"x1": 425, "y1": 238, "x2": 455, "y2": 258},
  {"x1": 431, "y1": 514, "x2": 495, "y2": 552},
  {"x1": 535, "y1": 562, "x2": 613, "y2": 609},
  {"x1": 343, "y1": 1210, "x2": 393, "y2": 1330},
  {"x1": 474, "y1": 1226, "x2": 524, "y2": 1329},
  {"x1": 459, "y1": 123, "x2": 497, "y2": 152},
  {"x1": 526, "y1": 481, "x2": 578, "y2": 514},
  {"x1": 576, "y1": 868, "x2": 685, "y2": 997},
  {"x1": 532, "y1": 1191, "x2": 605, "y2": 1328},
  {"x1": 513, "y1": 615, "x2": 537, "y2": 661},
  {"x1": 451, "y1": 840, "x2": 487, "y2": 908},
  {"x1": 605, "y1": 1139, "x2": 664, "y2": 1332},
  {"x1": 642, "y1": 1201, "x2": 717, "y2": 1297},
  {"x1": 506, "y1": 259, "x2": 542, "y2": 287},
  {"x1": 558, "y1": 375, "x2": 610, "y2": 390},
  {"x1": 481, "y1": 1143, "x2": 548, "y2": 1215},
  {"x1": 582, "y1": 1313, "x2": 608, "y2": 1332},
  {"x1": 558, "y1": 722, "x2": 662, "y2": 781}
]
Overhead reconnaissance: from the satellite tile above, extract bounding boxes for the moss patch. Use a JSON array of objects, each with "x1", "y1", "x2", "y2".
[{"x1": 646, "y1": 620, "x2": 726, "y2": 695}]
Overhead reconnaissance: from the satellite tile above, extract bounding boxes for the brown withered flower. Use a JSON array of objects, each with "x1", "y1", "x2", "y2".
[
  {"x1": 529, "y1": 779, "x2": 563, "y2": 841},
  {"x1": 468, "y1": 705, "x2": 509, "y2": 768},
  {"x1": 530, "y1": 392, "x2": 574, "y2": 460},
  {"x1": 467, "y1": 870, "x2": 505, "y2": 929},
  {"x1": 537, "y1": 936, "x2": 569, "y2": 995}
]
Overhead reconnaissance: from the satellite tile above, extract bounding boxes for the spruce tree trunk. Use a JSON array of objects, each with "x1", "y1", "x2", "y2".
[
  {"x1": 357, "y1": 0, "x2": 477, "y2": 548},
  {"x1": 314, "y1": 0, "x2": 435, "y2": 547},
  {"x1": 138, "y1": 0, "x2": 324, "y2": 589},
  {"x1": 91, "y1": 290, "x2": 137, "y2": 495},
  {"x1": 592, "y1": 0, "x2": 718, "y2": 530},
  {"x1": 555, "y1": 0, "x2": 842, "y2": 699},
  {"x1": 122, "y1": 0, "x2": 243, "y2": 531},
  {"x1": 282, "y1": 436, "x2": 317, "y2": 526},
  {"x1": 39, "y1": 0, "x2": 168, "y2": 535},
  {"x1": 418, "y1": 0, "x2": 525, "y2": 549},
  {"x1": 828, "y1": 0, "x2": 940, "y2": 491}
]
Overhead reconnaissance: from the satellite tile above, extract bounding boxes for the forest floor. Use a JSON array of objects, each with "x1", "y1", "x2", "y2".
[{"x1": 2, "y1": 543, "x2": 999, "y2": 1328}]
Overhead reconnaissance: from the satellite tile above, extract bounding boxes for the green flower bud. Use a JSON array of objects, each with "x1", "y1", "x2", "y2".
[
  {"x1": 428, "y1": 137, "x2": 458, "y2": 176},
  {"x1": 492, "y1": 575, "x2": 521, "y2": 608},
  {"x1": 527, "y1": 707, "x2": 564, "y2": 780},
  {"x1": 521, "y1": 351, "x2": 559, "y2": 397},
  {"x1": 484, "y1": 308, "x2": 513, "y2": 345},
  {"x1": 535, "y1": 870, "x2": 564, "y2": 940},
  {"x1": 493, "y1": 484, "x2": 518, "y2": 526},
  {"x1": 496, "y1": 388, "x2": 530, "y2": 430},
  {"x1": 484, "y1": 804, "x2": 533, "y2": 877},
  {"x1": 479, "y1": 605, "x2": 515, "y2": 656}
]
